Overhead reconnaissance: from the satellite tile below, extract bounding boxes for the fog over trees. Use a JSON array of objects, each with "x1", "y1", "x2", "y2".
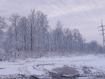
[{"x1": 0, "y1": 10, "x2": 103, "y2": 60}]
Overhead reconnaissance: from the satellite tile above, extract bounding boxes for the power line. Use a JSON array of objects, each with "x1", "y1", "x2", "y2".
[
  {"x1": 93, "y1": 0, "x2": 103, "y2": 19},
  {"x1": 75, "y1": 0, "x2": 101, "y2": 36},
  {"x1": 59, "y1": 0, "x2": 96, "y2": 30},
  {"x1": 40, "y1": 0, "x2": 98, "y2": 34},
  {"x1": 59, "y1": 0, "x2": 88, "y2": 23},
  {"x1": 75, "y1": 0, "x2": 97, "y2": 26},
  {"x1": 49, "y1": 0, "x2": 87, "y2": 26},
  {"x1": 91, "y1": 0, "x2": 104, "y2": 36},
  {"x1": 39, "y1": 0, "x2": 87, "y2": 28},
  {"x1": 86, "y1": 0, "x2": 100, "y2": 22},
  {"x1": 48, "y1": 0, "x2": 98, "y2": 31}
]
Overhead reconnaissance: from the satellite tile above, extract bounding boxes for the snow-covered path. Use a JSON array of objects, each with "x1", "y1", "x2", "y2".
[{"x1": 0, "y1": 54, "x2": 105, "y2": 76}]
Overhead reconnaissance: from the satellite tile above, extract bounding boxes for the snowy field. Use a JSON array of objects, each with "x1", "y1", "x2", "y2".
[{"x1": 0, "y1": 54, "x2": 105, "y2": 78}]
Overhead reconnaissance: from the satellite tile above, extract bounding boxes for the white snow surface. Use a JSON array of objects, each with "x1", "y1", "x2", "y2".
[{"x1": 0, "y1": 54, "x2": 105, "y2": 76}]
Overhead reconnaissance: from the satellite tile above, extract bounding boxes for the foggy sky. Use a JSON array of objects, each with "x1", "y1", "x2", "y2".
[{"x1": 0, "y1": 0, "x2": 105, "y2": 45}]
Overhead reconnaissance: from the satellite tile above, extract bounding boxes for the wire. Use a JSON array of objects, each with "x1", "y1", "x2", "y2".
[
  {"x1": 86, "y1": 0, "x2": 100, "y2": 22},
  {"x1": 39, "y1": 0, "x2": 84, "y2": 27},
  {"x1": 40, "y1": 0, "x2": 98, "y2": 34},
  {"x1": 59, "y1": 0, "x2": 96, "y2": 30},
  {"x1": 93, "y1": 0, "x2": 103, "y2": 20},
  {"x1": 59, "y1": 0, "x2": 87, "y2": 23},
  {"x1": 75, "y1": 0, "x2": 97, "y2": 26},
  {"x1": 49, "y1": 0, "x2": 86, "y2": 25},
  {"x1": 91, "y1": 0, "x2": 104, "y2": 35},
  {"x1": 49, "y1": 0, "x2": 98, "y2": 31}
]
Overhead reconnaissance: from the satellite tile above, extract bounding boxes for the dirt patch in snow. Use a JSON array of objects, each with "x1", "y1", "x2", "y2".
[
  {"x1": 53, "y1": 66, "x2": 78, "y2": 75},
  {"x1": 82, "y1": 66, "x2": 91, "y2": 74},
  {"x1": 49, "y1": 66, "x2": 78, "y2": 79},
  {"x1": 49, "y1": 66, "x2": 105, "y2": 79}
]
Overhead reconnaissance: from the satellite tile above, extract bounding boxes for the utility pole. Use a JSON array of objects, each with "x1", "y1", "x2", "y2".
[{"x1": 98, "y1": 20, "x2": 105, "y2": 52}]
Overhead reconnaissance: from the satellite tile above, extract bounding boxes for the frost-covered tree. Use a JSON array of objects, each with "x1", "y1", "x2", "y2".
[
  {"x1": 0, "y1": 10, "x2": 103, "y2": 60},
  {"x1": 18, "y1": 17, "x2": 28, "y2": 51},
  {"x1": 9, "y1": 13, "x2": 20, "y2": 51},
  {"x1": 28, "y1": 10, "x2": 36, "y2": 51},
  {"x1": 0, "y1": 16, "x2": 7, "y2": 60},
  {"x1": 53, "y1": 21, "x2": 64, "y2": 51},
  {"x1": 0, "y1": 16, "x2": 7, "y2": 40}
]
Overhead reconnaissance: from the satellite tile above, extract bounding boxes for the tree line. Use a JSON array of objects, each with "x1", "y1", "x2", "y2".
[{"x1": 0, "y1": 10, "x2": 103, "y2": 60}]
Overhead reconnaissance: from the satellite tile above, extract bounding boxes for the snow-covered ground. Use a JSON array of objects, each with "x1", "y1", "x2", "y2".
[{"x1": 0, "y1": 54, "x2": 105, "y2": 77}]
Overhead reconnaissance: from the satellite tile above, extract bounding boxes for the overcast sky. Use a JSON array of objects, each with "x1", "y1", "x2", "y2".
[{"x1": 0, "y1": 0, "x2": 105, "y2": 45}]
